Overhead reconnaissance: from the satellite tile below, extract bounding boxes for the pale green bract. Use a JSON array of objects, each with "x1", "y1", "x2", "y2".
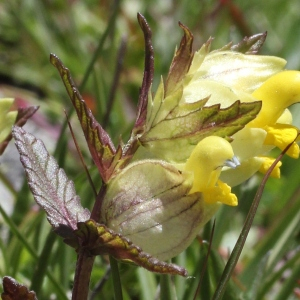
[{"x1": 101, "y1": 159, "x2": 220, "y2": 260}]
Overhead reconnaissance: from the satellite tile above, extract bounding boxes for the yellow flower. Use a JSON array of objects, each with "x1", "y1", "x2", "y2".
[
  {"x1": 101, "y1": 31, "x2": 300, "y2": 261},
  {"x1": 249, "y1": 71, "x2": 300, "y2": 127},
  {"x1": 249, "y1": 70, "x2": 300, "y2": 159},
  {"x1": 184, "y1": 136, "x2": 238, "y2": 206},
  {"x1": 181, "y1": 43, "x2": 300, "y2": 186},
  {"x1": 0, "y1": 98, "x2": 17, "y2": 143},
  {"x1": 263, "y1": 124, "x2": 299, "y2": 159}
]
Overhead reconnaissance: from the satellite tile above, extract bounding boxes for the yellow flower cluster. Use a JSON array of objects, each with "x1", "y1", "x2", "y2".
[
  {"x1": 102, "y1": 35, "x2": 300, "y2": 261},
  {"x1": 182, "y1": 44, "x2": 300, "y2": 189}
]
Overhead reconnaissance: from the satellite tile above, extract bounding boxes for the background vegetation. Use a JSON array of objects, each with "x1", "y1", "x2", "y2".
[{"x1": 1, "y1": 0, "x2": 300, "y2": 299}]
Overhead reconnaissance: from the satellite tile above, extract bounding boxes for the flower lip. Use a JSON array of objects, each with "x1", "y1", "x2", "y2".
[{"x1": 224, "y1": 156, "x2": 240, "y2": 169}]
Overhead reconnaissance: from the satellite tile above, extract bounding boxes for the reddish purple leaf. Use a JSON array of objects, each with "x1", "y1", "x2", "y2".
[
  {"x1": 50, "y1": 54, "x2": 118, "y2": 182},
  {"x1": 230, "y1": 32, "x2": 267, "y2": 54},
  {"x1": 12, "y1": 126, "x2": 90, "y2": 234},
  {"x1": 165, "y1": 22, "x2": 194, "y2": 96},
  {"x1": 133, "y1": 13, "x2": 154, "y2": 133}
]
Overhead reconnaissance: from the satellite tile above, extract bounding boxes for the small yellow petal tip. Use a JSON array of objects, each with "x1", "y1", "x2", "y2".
[
  {"x1": 259, "y1": 157, "x2": 282, "y2": 178},
  {"x1": 203, "y1": 180, "x2": 238, "y2": 206},
  {"x1": 264, "y1": 124, "x2": 300, "y2": 159}
]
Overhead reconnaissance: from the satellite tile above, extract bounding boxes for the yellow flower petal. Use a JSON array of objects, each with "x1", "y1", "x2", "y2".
[
  {"x1": 250, "y1": 70, "x2": 300, "y2": 127},
  {"x1": 264, "y1": 124, "x2": 299, "y2": 158},
  {"x1": 203, "y1": 180, "x2": 238, "y2": 206},
  {"x1": 285, "y1": 143, "x2": 299, "y2": 158},
  {"x1": 185, "y1": 136, "x2": 234, "y2": 193},
  {"x1": 259, "y1": 157, "x2": 282, "y2": 178}
]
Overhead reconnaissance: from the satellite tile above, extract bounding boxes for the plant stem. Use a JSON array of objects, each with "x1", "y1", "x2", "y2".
[
  {"x1": 71, "y1": 183, "x2": 106, "y2": 300},
  {"x1": 109, "y1": 256, "x2": 123, "y2": 300},
  {"x1": 212, "y1": 140, "x2": 295, "y2": 300},
  {"x1": 71, "y1": 176, "x2": 106, "y2": 300},
  {"x1": 72, "y1": 250, "x2": 95, "y2": 300},
  {"x1": 91, "y1": 184, "x2": 107, "y2": 222}
]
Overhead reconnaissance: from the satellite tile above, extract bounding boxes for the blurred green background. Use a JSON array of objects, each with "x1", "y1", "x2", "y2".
[{"x1": 1, "y1": 0, "x2": 300, "y2": 299}]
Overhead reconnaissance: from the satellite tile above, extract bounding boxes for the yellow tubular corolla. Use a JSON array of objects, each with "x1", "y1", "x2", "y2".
[
  {"x1": 246, "y1": 70, "x2": 300, "y2": 161},
  {"x1": 184, "y1": 136, "x2": 238, "y2": 206},
  {"x1": 249, "y1": 70, "x2": 300, "y2": 128}
]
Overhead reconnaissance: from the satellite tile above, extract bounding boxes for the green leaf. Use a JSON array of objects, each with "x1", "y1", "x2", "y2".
[
  {"x1": 30, "y1": 231, "x2": 57, "y2": 295},
  {"x1": 240, "y1": 190, "x2": 300, "y2": 286},
  {"x1": 209, "y1": 249, "x2": 239, "y2": 300},
  {"x1": 74, "y1": 220, "x2": 188, "y2": 277},
  {"x1": 257, "y1": 248, "x2": 300, "y2": 299},
  {"x1": 0, "y1": 205, "x2": 68, "y2": 299},
  {"x1": 242, "y1": 252, "x2": 270, "y2": 300},
  {"x1": 274, "y1": 258, "x2": 300, "y2": 300},
  {"x1": 159, "y1": 274, "x2": 177, "y2": 300},
  {"x1": 141, "y1": 100, "x2": 262, "y2": 163},
  {"x1": 137, "y1": 268, "x2": 157, "y2": 300}
]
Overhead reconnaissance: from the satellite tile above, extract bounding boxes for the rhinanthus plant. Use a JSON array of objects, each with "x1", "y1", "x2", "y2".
[{"x1": 2, "y1": 13, "x2": 300, "y2": 300}]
